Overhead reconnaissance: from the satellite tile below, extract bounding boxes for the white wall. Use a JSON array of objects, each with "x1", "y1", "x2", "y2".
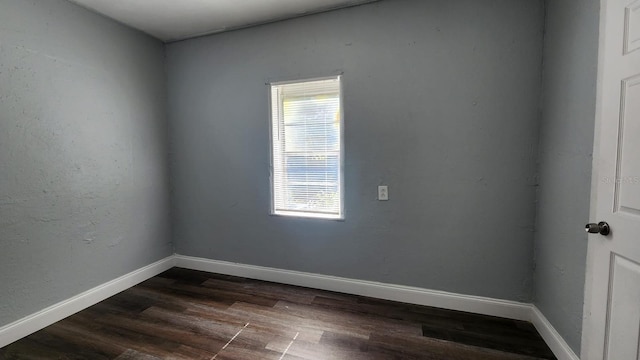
[
  {"x1": 0, "y1": 0, "x2": 172, "y2": 327},
  {"x1": 533, "y1": 0, "x2": 600, "y2": 353},
  {"x1": 167, "y1": 0, "x2": 544, "y2": 302}
]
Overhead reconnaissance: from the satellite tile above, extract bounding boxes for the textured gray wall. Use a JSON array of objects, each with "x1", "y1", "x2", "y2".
[
  {"x1": 168, "y1": 0, "x2": 544, "y2": 301},
  {"x1": 0, "y1": 0, "x2": 172, "y2": 327},
  {"x1": 533, "y1": 0, "x2": 599, "y2": 354}
]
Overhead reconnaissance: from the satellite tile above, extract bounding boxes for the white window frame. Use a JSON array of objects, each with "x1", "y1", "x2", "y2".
[{"x1": 269, "y1": 75, "x2": 345, "y2": 220}]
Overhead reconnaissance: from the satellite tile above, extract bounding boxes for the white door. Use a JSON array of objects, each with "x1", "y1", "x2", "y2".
[{"x1": 582, "y1": 0, "x2": 640, "y2": 358}]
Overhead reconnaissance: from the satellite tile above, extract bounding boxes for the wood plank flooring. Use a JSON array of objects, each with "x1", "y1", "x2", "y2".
[{"x1": 0, "y1": 268, "x2": 556, "y2": 359}]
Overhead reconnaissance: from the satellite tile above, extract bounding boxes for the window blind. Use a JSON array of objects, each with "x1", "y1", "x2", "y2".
[{"x1": 270, "y1": 76, "x2": 343, "y2": 219}]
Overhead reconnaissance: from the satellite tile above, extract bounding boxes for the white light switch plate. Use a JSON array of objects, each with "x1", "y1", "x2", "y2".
[{"x1": 378, "y1": 186, "x2": 389, "y2": 201}]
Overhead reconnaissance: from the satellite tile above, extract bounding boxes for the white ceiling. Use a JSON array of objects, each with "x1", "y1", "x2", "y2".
[{"x1": 68, "y1": 0, "x2": 378, "y2": 42}]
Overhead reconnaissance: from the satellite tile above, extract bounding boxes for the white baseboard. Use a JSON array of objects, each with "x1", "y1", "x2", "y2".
[
  {"x1": 175, "y1": 255, "x2": 582, "y2": 360},
  {"x1": 174, "y1": 255, "x2": 531, "y2": 321},
  {"x1": 0, "y1": 253, "x2": 581, "y2": 360},
  {"x1": 530, "y1": 306, "x2": 580, "y2": 360},
  {"x1": 0, "y1": 256, "x2": 175, "y2": 348}
]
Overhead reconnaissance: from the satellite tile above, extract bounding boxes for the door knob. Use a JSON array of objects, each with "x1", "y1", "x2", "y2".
[{"x1": 585, "y1": 221, "x2": 610, "y2": 236}]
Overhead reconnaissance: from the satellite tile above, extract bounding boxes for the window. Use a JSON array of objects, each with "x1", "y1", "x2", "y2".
[{"x1": 270, "y1": 76, "x2": 344, "y2": 219}]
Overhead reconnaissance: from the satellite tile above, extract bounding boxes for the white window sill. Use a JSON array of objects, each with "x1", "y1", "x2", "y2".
[{"x1": 271, "y1": 210, "x2": 344, "y2": 221}]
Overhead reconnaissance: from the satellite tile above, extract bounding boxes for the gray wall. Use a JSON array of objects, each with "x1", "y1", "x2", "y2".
[
  {"x1": 533, "y1": 0, "x2": 600, "y2": 353},
  {"x1": 0, "y1": 0, "x2": 172, "y2": 327},
  {"x1": 167, "y1": 0, "x2": 544, "y2": 301}
]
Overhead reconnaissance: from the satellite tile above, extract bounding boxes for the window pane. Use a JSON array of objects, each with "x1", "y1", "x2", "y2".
[
  {"x1": 283, "y1": 154, "x2": 339, "y2": 212},
  {"x1": 270, "y1": 77, "x2": 343, "y2": 219},
  {"x1": 283, "y1": 96, "x2": 340, "y2": 153}
]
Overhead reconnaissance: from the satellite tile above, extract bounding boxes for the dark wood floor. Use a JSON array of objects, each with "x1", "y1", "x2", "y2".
[{"x1": 0, "y1": 268, "x2": 556, "y2": 360}]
